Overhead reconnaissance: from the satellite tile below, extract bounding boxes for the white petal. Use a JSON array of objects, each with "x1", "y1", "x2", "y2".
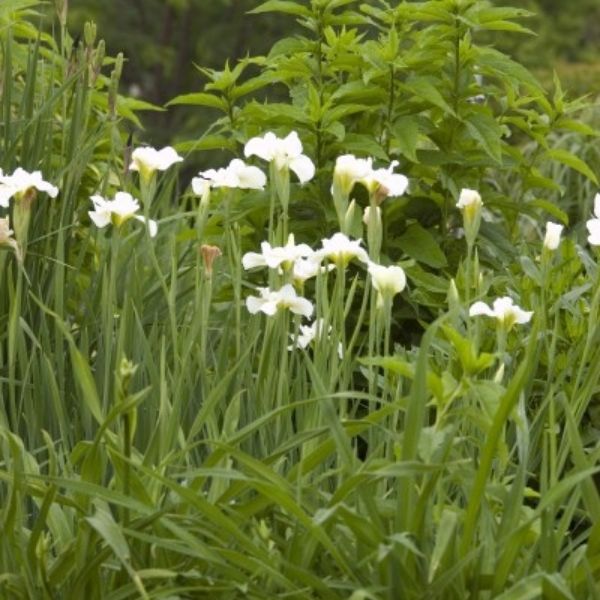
[
  {"x1": 242, "y1": 252, "x2": 267, "y2": 270},
  {"x1": 514, "y1": 308, "x2": 534, "y2": 324},
  {"x1": 289, "y1": 155, "x2": 315, "y2": 184},
  {"x1": 135, "y1": 215, "x2": 158, "y2": 237},
  {"x1": 192, "y1": 176, "x2": 210, "y2": 196},
  {"x1": 282, "y1": 131, "x2": 303, "y2": 158},
  {"x1": 244, "y1": 133, "x2": 276, "y2": 161},
  {"x1": 290, "y1": 297, "x2": 314, "y2": 318},
  {"x1": 0, "y1": 186, "x2": 13, "y2": 207},
  {"x1": 89, "y1": 210, "x2": 111, "y2": 229},
  {"x1": 594, "y1": 193, "x2": 600, "y2": 218},
  {"x1": 469, "y1": 301, "x2": 495, "y2": 317},
  {"x1": 543, "y1": 222, "x2": 563, "y2": 250},
  {"x1": 246, "y1": 295, "x2": 265, "y2": 314},
  {"x1": 457, "y1": 188, "x2": 482, "y2": 209}
]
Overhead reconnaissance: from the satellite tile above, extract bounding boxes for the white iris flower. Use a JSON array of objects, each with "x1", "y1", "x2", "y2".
[
  {"x1": 368, "y1": 262, "x2": 406, "y2": 307},
  {"x1": 469, "y1": 296, "x2": 533, "y2": 329},
  {"x1": 0, "y1": 168, "x2": 58, "y2": 207},
  {"x1": 332, "y1": 154, "x2": 408, "y2": 199},
  {"x1": 244, "y1": 131, "x2": 315, "y2": 183},
  {"x1": 246, "y1": 284, "x2": 313, "y2": 318},
  {"x1": 89, "y1": 192, "x2": 158, "y2": 237},
  {"x1": 129, "y1": 146, "x2": 183, "y2": 180},
  {"x1": 193, "y1": 158, "x2": 266, "y2": 191},
  {"x1": 317, "y1": 232, "x2": 369, "y2": 267},
  {"x1": 242, "y1": 234, "x2": 314, "y2": 270}
]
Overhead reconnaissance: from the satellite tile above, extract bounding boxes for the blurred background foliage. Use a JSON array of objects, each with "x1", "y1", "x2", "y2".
[{"x1": 66, "y1": 0, "x2": 600, "y2": 143}]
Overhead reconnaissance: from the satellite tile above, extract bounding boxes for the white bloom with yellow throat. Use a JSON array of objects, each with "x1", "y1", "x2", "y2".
[
  {"x1": 244, "y1": 131, "x2": 315, "y2": 183},
  {"x1": 368, "y1": 261, "x2": 407, "y2": 307},
  {"x1": 333, "y1": 154, "x2": 408, "y2": 200},
  {"x1": 0, "y1": 168, "x2": 58, "y2": 207},
  {"x1": 317, "y1": 232, "x2": 369, "y2": 267},
  {"x1": 362, "y1": 160, "x2": 408, "y2": 199},
  {"x1": 89, "y1": 192, "x2": 158, "y2": 237},
  {"x1": 246, "y1": 284, "x2": 313, "y2": 318},
  {"x1": 242, "y1": 234, "x2": 314, "y2": 270},
  {"x1": 194, "y1": 158, "x2": 266, "y2": 191},
  {"x1": 469, "y1": 296, "x2": 533, "y2": 329},
  {"x1": 129, "y1": 146, "x2": 183, "y2": 180},
  {"x1": 333, "y1": 155, "x2": 373, "y2": 197}
]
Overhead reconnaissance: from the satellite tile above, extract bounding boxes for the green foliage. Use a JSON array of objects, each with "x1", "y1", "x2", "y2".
[
  {"x1": 0, "y1": 2, "x2": 600, "y2": 599},
  {"x1": 173, "y1": 0, "x2": 596, "y2": 277}
]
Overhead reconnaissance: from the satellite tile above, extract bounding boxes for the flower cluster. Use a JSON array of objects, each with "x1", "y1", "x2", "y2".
[{"x1": 243, "y1": 227, "x2": 407, "y2": 357}]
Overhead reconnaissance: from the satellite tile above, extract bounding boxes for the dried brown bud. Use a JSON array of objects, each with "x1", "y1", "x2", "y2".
[{"x1": 200, "y1": 245, "x2": 221, "y2": 277}]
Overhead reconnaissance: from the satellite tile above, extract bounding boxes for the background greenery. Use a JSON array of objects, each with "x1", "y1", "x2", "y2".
[
  {"x1": 1, "y1": 0, "x2": 600, "y2": 597},
  {"x1": 67, "y1": 0, "x2": 600, "y2": 145}
]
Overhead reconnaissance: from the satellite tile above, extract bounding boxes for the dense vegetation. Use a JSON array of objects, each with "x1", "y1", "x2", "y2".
[
  {"x1": 1, "y1": 0, "x2": 600, "y2": 598},
  {"x1": 66, "y1": 0, "x2": 600, "y2": 147}
]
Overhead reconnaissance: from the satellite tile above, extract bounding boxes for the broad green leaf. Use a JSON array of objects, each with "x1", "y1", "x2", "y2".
[
  {"x1": 404, "y1": 78, "x2": 455, "y2": 115},
  {"x1": 392, "y1": 117, "x2": 419, "y2": 162},
  {"x1": 397, "y1": 223, "x2": 447, "y2": 268},
  {"x1": 464, "y1": 111, "x2": 503, "y2": 163},
  {"x1": 249, "y1": 0, "x2": 311, "y2": 17},
  {"x1": 544, "y1": 148, "x2": 599, "y2": 184},
  {"x1": 167, "y1": 92, "x2": 227, "y2": 111}
]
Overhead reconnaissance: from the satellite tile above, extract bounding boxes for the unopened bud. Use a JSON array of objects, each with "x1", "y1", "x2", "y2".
[
  {"x1": 91, "y1": 40, "x2": 105, "y2": 85},
  {"x1": 84, "y1": 21, "x2": 97, "y2": 48},
  {"x1": 55, "y1": 0, "x2": 68, "y2": 26}
]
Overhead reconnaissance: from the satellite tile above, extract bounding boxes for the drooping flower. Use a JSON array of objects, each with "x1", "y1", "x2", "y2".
[
  {"x1": 246, "y1": 284, "x2": 313, "y2": 318},
  {"x1": 89, "y1": 191, "x2": 158, "y2": 237},
  {"x1": 0, "y1": 217, "x2": 21, "y2": 261},
  {"x1": 242, "y1": 234, "x2": 314, "y2": 270},
  {"x1": 586, "y1": 194, "x2": 600, "y2": 246},
  {"x1": 317, "y1": 232, "x2": 369, "y2": 267},
  {"x1": 244, "y1": 131, "x2": 315, "y2": 183},
  {"x1": 129, "y1": 146, "x2": 183, "y2": 181},
  {"x1": 543, "y1": 221, "x2": 563, "y2": 251},
  {"x1": 193, "y1": 158, "x2": 266, "y2": 191},
  {"x1": 0, "y1": 168, "x2": 58, "y2": 207},
  {"x1": 368, "y1": 262, "x2": 406, "y2": 307},
  {"x1": 469, "y1": 296, "x2": 533, "y2": 329}
]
